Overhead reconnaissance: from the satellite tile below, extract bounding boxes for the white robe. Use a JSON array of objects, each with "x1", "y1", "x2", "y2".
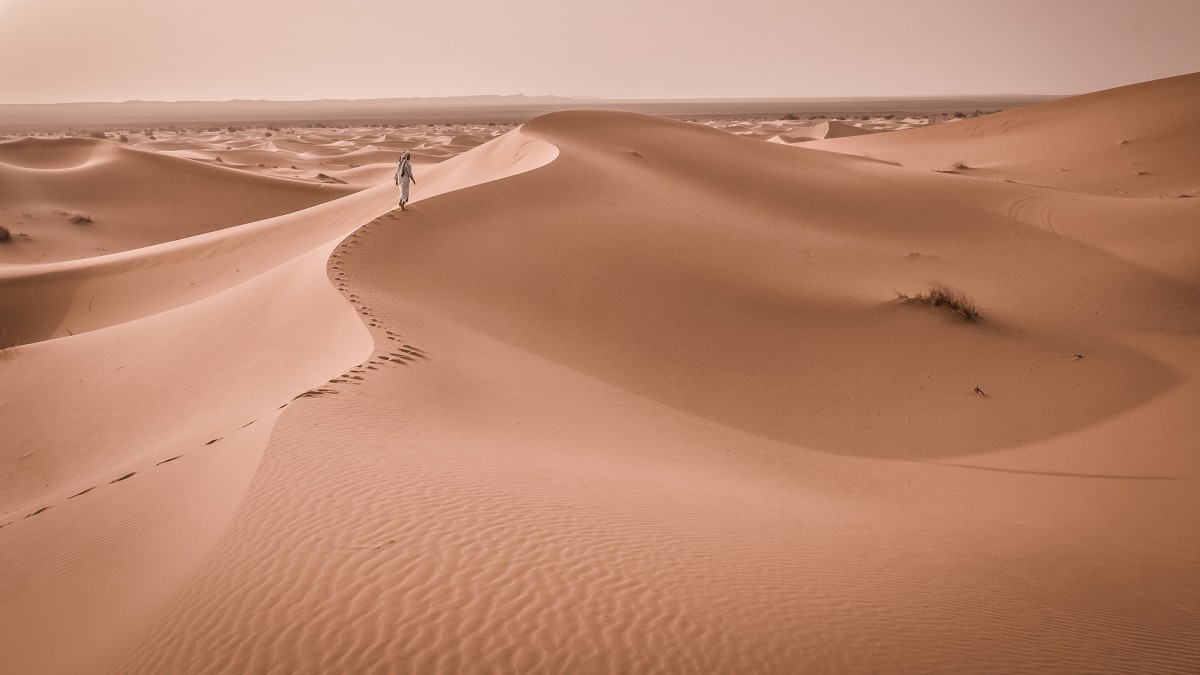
[{"x1": 395, "y1": 159, "x2": 413, "y2": 204}]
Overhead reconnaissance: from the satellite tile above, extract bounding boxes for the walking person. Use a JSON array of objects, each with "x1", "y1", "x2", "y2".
[{"x1": 395, "y1": 151, "x2": 416, "y2": 210}]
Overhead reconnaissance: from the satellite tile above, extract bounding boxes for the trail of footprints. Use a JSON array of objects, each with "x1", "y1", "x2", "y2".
[
  {"x1": 1, "y1": 216, "x2": 423, "y2": 529},
  {"x1": 305, "y1": 214, "x2": 430, "y2": 400},
  {"x1": 2, "y1": 441, "x2": 228, "y2": 528},
  {"x1": 2, "y1": 451, "x2": 185, "y2": 528}
]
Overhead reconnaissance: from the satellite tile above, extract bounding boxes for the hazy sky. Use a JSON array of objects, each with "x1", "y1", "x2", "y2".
[{"x1": 2, "y1": 0, "x2": 1198, "y2": 103}]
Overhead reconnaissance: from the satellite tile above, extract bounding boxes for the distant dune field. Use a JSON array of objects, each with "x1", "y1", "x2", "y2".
[{"x1": 2, "y1": 74, "x2": 1198, "y2": 675}]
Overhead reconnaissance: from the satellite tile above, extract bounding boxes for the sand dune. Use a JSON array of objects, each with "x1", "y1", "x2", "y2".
[
  {"x1": 811, "y1": 72, "x2": 1200, "y2": 197},
  {"x1": 0, "y1": 137, "x2": 355, "y2": 263},
  {"x1": 2, "y1": 75, "x2": 1199, "y2": 674},
  {"x1": 781, "y1": 119, "x2": 881, "y2": 142},
  {"x1": 0, "y1": 129, "x2": 556, "y2": 675}
]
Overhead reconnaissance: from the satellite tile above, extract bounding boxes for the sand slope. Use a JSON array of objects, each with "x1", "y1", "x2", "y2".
[
  {"x1": 0, "y1": 137, "x2": 356, "y2": 263},
  {"x1": 0, "y1": 129, "x2": 556, "y2": 674},
  {"x1": 3, "y1": 75, "x2": 1199, "y2": 674},
  {"x1": 811, "y1": 72, "x2": 1200, "y2": 198}
]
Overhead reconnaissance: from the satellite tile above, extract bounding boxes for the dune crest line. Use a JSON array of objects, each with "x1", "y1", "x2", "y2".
[{"x1": 0, "y1": 126, "x2": 559, "y2": 675}]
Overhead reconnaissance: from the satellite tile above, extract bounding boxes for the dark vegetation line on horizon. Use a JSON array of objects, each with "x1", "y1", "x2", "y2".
[{"x1": 0, "y1": 96, "x2": 1054, "y2": 132}]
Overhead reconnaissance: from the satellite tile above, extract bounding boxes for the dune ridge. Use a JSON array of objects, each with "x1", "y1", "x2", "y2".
[
  {"x1": 100, "y1": 76, "x2": 1200, "y2": 674},
  {"x1": 3, "y1": 74, "x2": 1199, "y2": 674},
  {"x1": 810, "y1": 72, "x2": 1200, "y2": 198},
  {"x1": 0, "y1": 136, "x2": 358, "y2": 264},
  {"x1": 0, "y1": 127, "x2": 557, "y2": 674}
]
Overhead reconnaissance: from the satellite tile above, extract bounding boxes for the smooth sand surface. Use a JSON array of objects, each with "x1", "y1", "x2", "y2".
[{"x1": 2, "y1": 73, "x2": 1198, "y2": 674}]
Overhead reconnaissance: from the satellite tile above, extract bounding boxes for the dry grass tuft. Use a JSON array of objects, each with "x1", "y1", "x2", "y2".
[
  {"x1": 897, "y1": 284, "x2": 982, "y2": 321},
  {"x1": 0, "y1": 226, "x2": 10, "y2": 242},
  {"x1": 69, "y1": 214, "x2": 93, "y2": 224},
  {"x1": 0, "y1": 328, "x2": 16, "y2": 361}
]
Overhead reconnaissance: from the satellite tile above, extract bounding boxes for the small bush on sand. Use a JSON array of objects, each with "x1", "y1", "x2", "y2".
[
  {"x1": 118, "y1": 134, "x2": 129, "y2": 143},
  {"x1": 781, "y1": 113, "x2": 800, "y2": 121},
  {"x1": 69, "y1": 213, "x2": 93, "y2": 224},
  {"x1": 89, "y1": 131, "x2": 108, "y2": 140},
  {"x1": 0, "y1": 327, "x2": 17, "y2": 360},
  {"x1": 0, "y1": 226, "x2": 11, "y2": 242},
  {"x1": 897, "y1": 285, "x2": 981, "y2": 321}
]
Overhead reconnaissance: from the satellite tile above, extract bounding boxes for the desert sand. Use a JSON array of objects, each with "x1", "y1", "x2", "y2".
[{"x1": 2, "y1": 73, "x2": 1198, "y2": 674}]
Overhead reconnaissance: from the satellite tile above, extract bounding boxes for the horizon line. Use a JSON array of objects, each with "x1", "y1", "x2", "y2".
[{"x1": 0, "y1": 92, "x2": 1068, "y2": 107}]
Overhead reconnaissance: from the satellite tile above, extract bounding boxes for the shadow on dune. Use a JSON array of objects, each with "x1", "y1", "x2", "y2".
[
  {"x1": 917, "y1": 461, "x2": 1179, "y2": 481},
  {"x1": 362, "y1": 109, "x2": 1196, "y2": 460}
]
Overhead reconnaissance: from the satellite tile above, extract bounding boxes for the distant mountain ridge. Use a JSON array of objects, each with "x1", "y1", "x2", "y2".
[{"x1": 0, "y1": 93, "x2": 1056, "y2": 129}]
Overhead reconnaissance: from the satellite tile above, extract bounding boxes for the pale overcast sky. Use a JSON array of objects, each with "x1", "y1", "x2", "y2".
[{"x1": 2, "y1": 0, "x2": 1198, "y2": 103}]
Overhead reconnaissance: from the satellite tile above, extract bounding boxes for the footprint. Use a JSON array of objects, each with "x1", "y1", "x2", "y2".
[
  {"x1": 157, "y1": 455, "x2": 183, "y2": 466},
  {"x1": 69, "y1": 486, "x2": 97, "y2": 499},
  {"x1": 25, "y1": 506, "x2": 51, "y2": 518},
  {"x1": 110, "y1": 472, "x2": 137, "y2": 483}
]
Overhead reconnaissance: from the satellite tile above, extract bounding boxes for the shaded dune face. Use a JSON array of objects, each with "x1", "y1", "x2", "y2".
[
  {"x1": 0, "y1": 137, "x2": 357, "y2": 265},
  {"x1": 0, "y1": 128, "x2": 560, "y2": 675},
  {"x1": 2, "y1": 75, "x2": 1199, "y2": 675},
  {"x1": 103, "y1": 80, "x2": 1200, "y2": 675},
  {"x1": 368, "y1": 108, "x2": 1196, "y2": 459},
  {"x1": 0, "y1": 126, "x2": 555, "y2": 513},
  {"x1": 0, "y1": 136, "x2": 106, "y2": 169}
]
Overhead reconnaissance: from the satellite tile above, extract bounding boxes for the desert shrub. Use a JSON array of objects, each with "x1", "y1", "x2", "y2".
[
  {"x1": 69, "y1": 213, "x2": 93, "y2": 224},
  {"x1": 89, "y1": 131, "x2": 108, "y2": 139},
  {"x1": 0, "y1": 226, "x2": 11, "y2": 242},
  {"x1": 0, "y1": 328, "x2": 16, "y2": 360},
  {"x1": 781, "y1": 113, "x2": 800, "y2": 121},
  {"x1": 897, "y1": 285, "x2": 981, "y2": 321},
  {"x1": 118, "y1": 134, "x2": 129, "y2": 143}
]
